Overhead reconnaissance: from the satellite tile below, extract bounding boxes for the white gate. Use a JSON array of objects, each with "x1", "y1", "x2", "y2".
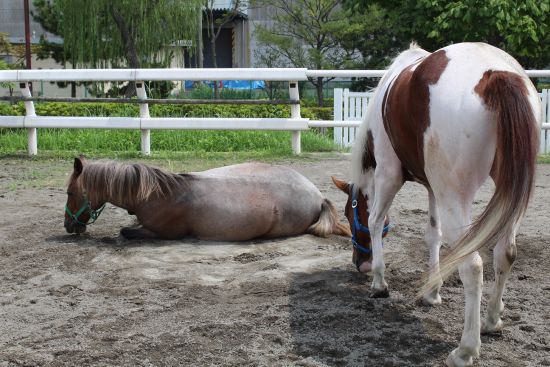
[
  {"x1": 333, "y1": 88, "x2": 374, "y2": 147},
  {"x1": 540, "y1": 89, "x2": 550, "y2": 154},
  {"x1": 334, "y1": 88, "x2": 550, "y2": 154}
]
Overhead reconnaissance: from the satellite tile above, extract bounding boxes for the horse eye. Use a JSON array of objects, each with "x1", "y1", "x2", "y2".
[{"x1": 67, "y1": 191, "x2": 73, "y2": 196}]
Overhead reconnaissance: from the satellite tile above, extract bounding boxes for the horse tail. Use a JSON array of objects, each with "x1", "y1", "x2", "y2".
[
  {"x1": 308, "y1": 199, "x2": 352, "y2": 238},
  {"x1": 423, "y1": 70, "x2": 539, "y2": 293}
]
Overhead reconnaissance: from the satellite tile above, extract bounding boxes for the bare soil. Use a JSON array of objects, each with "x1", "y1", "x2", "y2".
[{"x1": 0, "y1": 154, "x2": 549, "y2": 366}]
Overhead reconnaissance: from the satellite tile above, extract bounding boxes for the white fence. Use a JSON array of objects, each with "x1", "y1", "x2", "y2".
[
  {"x1": 334, "y1": 88, "x2": 550, "y2": 154},
  {"x1": 0, "y1": 68, "x2": 549, "y2": 155}
]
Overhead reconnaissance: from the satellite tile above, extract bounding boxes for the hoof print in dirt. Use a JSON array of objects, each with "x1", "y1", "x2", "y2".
[{"x1": 370, "y1": 288, "x2": 389, "y2": 298}]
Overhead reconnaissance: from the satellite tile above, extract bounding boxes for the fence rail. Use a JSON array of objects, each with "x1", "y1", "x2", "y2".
[
  {"x1": 1, "y1": 68, "x2": 549, "y2": 156},
  {"x1": 333, "y1": 88, "x2": 550, "y2": 153}
]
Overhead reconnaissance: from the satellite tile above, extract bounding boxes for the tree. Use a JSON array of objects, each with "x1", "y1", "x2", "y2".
[
  {"x1": 32, "y1": 0, "x2": 78, "y2": 96},
  {"x1": 0, "y1": 33, "x2": 24, "y2": 96},
  {"x1": 254, "y1": 0, "x2": 353, "y2": 106},
  {"x1": 343, "y1": 0, "x2": 550, "y2": 69},
  {"x1": 33, "y1": 0, "x2": 203, "y2": 96},
  {"x1": 203, "y1": 0, "x2": 245, "y2": 97}
]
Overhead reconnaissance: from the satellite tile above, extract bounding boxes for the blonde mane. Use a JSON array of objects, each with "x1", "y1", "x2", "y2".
[{"x1": 80, "y1": 161, "x2": 189, "y2": 206}]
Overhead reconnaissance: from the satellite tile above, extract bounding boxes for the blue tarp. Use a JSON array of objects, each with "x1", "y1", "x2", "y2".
[{"x1": 184, "y1": 80, "x2": 265, "y2": 89}]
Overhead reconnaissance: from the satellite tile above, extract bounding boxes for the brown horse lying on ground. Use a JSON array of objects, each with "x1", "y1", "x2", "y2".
[{"x1": 64, "y1": 158, "x2": 351, "y2": 241}]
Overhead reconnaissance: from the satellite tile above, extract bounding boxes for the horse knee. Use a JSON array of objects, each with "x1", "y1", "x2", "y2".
[{"x1": 459, "y1": 253, "x2": 483, "y2": 289}]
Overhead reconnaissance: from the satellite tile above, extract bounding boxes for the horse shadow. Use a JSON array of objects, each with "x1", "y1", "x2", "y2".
[
  {"x1": 45, "y1": 232, "x2": 288, "y2": 249},
  {"x1": 288, "y1": 268, "x2": 453, "y2": 366}
]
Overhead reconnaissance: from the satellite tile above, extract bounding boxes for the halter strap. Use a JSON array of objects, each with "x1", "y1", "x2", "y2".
[
  {"x1": 65, "y1": 194, "x2": 106, "y2": 226},
  {"x1": 350, "y1": 185, "x2": 391, "y2": 257}
]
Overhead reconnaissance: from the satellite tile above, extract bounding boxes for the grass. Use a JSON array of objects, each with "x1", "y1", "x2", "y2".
[
  {"x1": 0, "y1": 128, "x2": 338, "y2": 157},
  {"x1": 0, "y1": 150, "x2": 346, "y2": 192}
]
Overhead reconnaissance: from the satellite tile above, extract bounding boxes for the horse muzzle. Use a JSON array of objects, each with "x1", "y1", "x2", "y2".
[
  {"x1": 64, "y1": 219, "x2": 87, "y2": 234},
  {"x1": 357, "y1": 260, "x2": 372, "y2": 273}
]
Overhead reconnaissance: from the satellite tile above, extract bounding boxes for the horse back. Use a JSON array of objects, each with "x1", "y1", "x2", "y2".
[{"x1": 380, "y1": 42, "x2": 540, "y2": 186}]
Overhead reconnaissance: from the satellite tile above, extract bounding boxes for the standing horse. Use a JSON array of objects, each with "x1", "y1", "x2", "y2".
[
  {"x1": 64, "y1": 158, "x2": 351, "y2": 241},
  {"x1": 333, "y1": 42, "x2": 540, "y2": 366}
]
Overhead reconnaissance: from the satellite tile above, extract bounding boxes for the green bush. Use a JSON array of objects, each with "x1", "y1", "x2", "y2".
[{"x1": 0, "y1": 101, "x2": 339, "y2": 154}]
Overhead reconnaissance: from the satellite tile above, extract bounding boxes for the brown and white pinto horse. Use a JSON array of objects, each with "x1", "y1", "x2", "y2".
[
  {"x1": 64, "y1": 159, "x2": 351, "y2": 241},
  {"x1": 334, "y1": 42, "x2": 540, "y2": 367}
]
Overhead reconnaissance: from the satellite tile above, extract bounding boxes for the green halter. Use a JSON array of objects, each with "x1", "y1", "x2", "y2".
[{"x1": 65, "y1": 194, "x2": 106, "y2": 225}]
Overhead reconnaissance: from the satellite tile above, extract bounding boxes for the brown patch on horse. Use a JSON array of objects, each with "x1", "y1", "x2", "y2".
[
  {"x1": 362, "y1": 130, "x2": 376, "y2": 171},
  {"x1": 382, "y1": 50, "x2": 450, "y2": 185},
  {"x1": 475, "y1": 70, "x2": 536, "y2": 193}
]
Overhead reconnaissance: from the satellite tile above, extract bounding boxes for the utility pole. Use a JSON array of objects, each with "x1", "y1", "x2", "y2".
[
  {"x1": 23, "y1": 0, "x2": 32, "y2": 70},
  {"x1": 23, "y1": 0, "x2": 32, "y2": 92}
]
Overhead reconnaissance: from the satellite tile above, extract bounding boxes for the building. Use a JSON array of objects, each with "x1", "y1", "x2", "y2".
[{"x1": 0, "y1": 0, "x2": 277, "y2": 96}]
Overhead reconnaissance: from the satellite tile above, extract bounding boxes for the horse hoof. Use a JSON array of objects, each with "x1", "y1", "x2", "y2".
[
  {"x1": 120, "y1": 227, "x2": 139, "y2": 239},
  {"x1": 446, "y1": 348, "x2": 474, "y2": 367},
  {"x1": 481, "y1": 319, "x2": 503, "y2": 335},
  {"x1": 422, "y1": 292, "x2": 442, "y2": 306},
  {"x1": 370, "y1": 288, "x2": 389, "y2": 298}
]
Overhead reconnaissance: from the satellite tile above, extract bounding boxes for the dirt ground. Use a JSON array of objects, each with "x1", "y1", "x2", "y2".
[{"x1": 0, "y1": 154, "x2": 549, "y2": 367}]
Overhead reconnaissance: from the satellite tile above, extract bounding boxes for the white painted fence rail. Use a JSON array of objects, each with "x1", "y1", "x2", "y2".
[
  {"x1": 334, "y1": 87, "x2": 550, "y2": 154},
  {"x1": 0, "y1": 68, "x2": 549, "y2": 155}
]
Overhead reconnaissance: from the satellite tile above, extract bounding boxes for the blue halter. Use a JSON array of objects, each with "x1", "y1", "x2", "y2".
[{"x1": 351, "y1": 186, "x2": 391, "y2": 257}]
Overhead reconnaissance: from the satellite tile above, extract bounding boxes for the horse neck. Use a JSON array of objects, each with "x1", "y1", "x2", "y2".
[
  {"x1": 81, "y1": 172, "x2": 134, "y2": 211},
  {"x1": 82, "y1": 164, "x2": 188, "y2": 211}
]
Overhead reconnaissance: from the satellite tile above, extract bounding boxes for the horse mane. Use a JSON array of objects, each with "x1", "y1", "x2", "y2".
[{"x1": 80, "y1": 161, "x2": 190, "y2": 206}]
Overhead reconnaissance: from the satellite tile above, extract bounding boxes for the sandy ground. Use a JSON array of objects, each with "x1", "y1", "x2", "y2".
[{"x1": 0, "y1": 154, "x2": 549, "y2": 367}]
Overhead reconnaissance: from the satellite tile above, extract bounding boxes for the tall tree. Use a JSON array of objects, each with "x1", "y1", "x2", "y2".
[
  {"x1": 33, "y1": 0, "x2": 203, "y2": 96},
  {"x1": 343, "y1": 0, "x2": 550, "y2": 69},
  {"x1": 254, "y1": 0, "x2": 353, "y2": 106}
]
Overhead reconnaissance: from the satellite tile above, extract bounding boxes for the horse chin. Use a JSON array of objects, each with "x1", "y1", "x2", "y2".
[
  {"x1": 358, "y1": 261, "x2": 373, "y2": 273},
  {"x1": 74, "y1": 224, "x2": 87, "y2": 234},
  {"x1": 65, "y1": 222, "x2": 87, "y2": 234}
]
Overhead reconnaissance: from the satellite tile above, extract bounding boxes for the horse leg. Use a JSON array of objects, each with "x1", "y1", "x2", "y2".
[
  {"x1": 120, "y1": 225, "x2": 160, "y2": 239},
  {"x1": 368, "y1": 169, "x2": 403, "y2": 298},
  {"x1": 422, "y1": 189, "x2": 442, "y2": 305},
  {"x1": 482, "y1": 225, "x2": 517, "y2": 334},
  {"x1": 437, "y1": 199, "x2": 483, "y2": 367}
]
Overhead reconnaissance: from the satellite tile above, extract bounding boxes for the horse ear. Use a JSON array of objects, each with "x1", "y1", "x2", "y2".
[
  {"x1": 331, "y1": 176, "x2": 350, "y2": 194},
  {"x1": 74, "y1": 157, "x2": 84, "y2": 176}
]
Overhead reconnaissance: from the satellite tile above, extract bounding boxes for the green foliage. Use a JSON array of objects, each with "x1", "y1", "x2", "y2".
[
  {"x1": 410, "y1": 0, "x2": 550, "y2": 67},
  {"x1": 0, "y1": 102, "x2": 338, "y2": 154},
  {"x1": 343, "y1": 0, "x2": 550, "y2": 69},
  {"x1": 32, "y1": 0, "x2": 66, "y2": 63},
  {"x1": 35, "y1": 0, "x2": 202, "y2": 68},
  {"x1": 253, "y1": 0, "x2": 352, "y2": 106}
]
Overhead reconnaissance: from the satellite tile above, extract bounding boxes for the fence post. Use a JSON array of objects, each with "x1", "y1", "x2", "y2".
[
  {"x1": 20, "y1": 82, "x2": 37, "y2": 155},
  {"x1": 543, "y1": 89, "x2": 549, "y2": 154},
  {"x1": 333, "y1": 88, "x2": 343, "y2": 147},
  {"x1": 136, "y1": 81, "x2": 151, "y2": 155},
  {"x1": 288, "y1": 81, "x2": 301, "y2": 155}
]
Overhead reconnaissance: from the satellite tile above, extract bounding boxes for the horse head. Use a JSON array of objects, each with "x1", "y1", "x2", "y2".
[
  {"x1": 64, "y1": 156, "x2": 105, "y2": 234},
  {"x1": 332, "y1": 176, "x2": 390, "y2": 273}
]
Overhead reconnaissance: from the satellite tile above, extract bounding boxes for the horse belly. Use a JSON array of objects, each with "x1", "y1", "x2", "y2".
[{"x1": 189, "y1": 189, "x2": 322, "y2": 241}]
